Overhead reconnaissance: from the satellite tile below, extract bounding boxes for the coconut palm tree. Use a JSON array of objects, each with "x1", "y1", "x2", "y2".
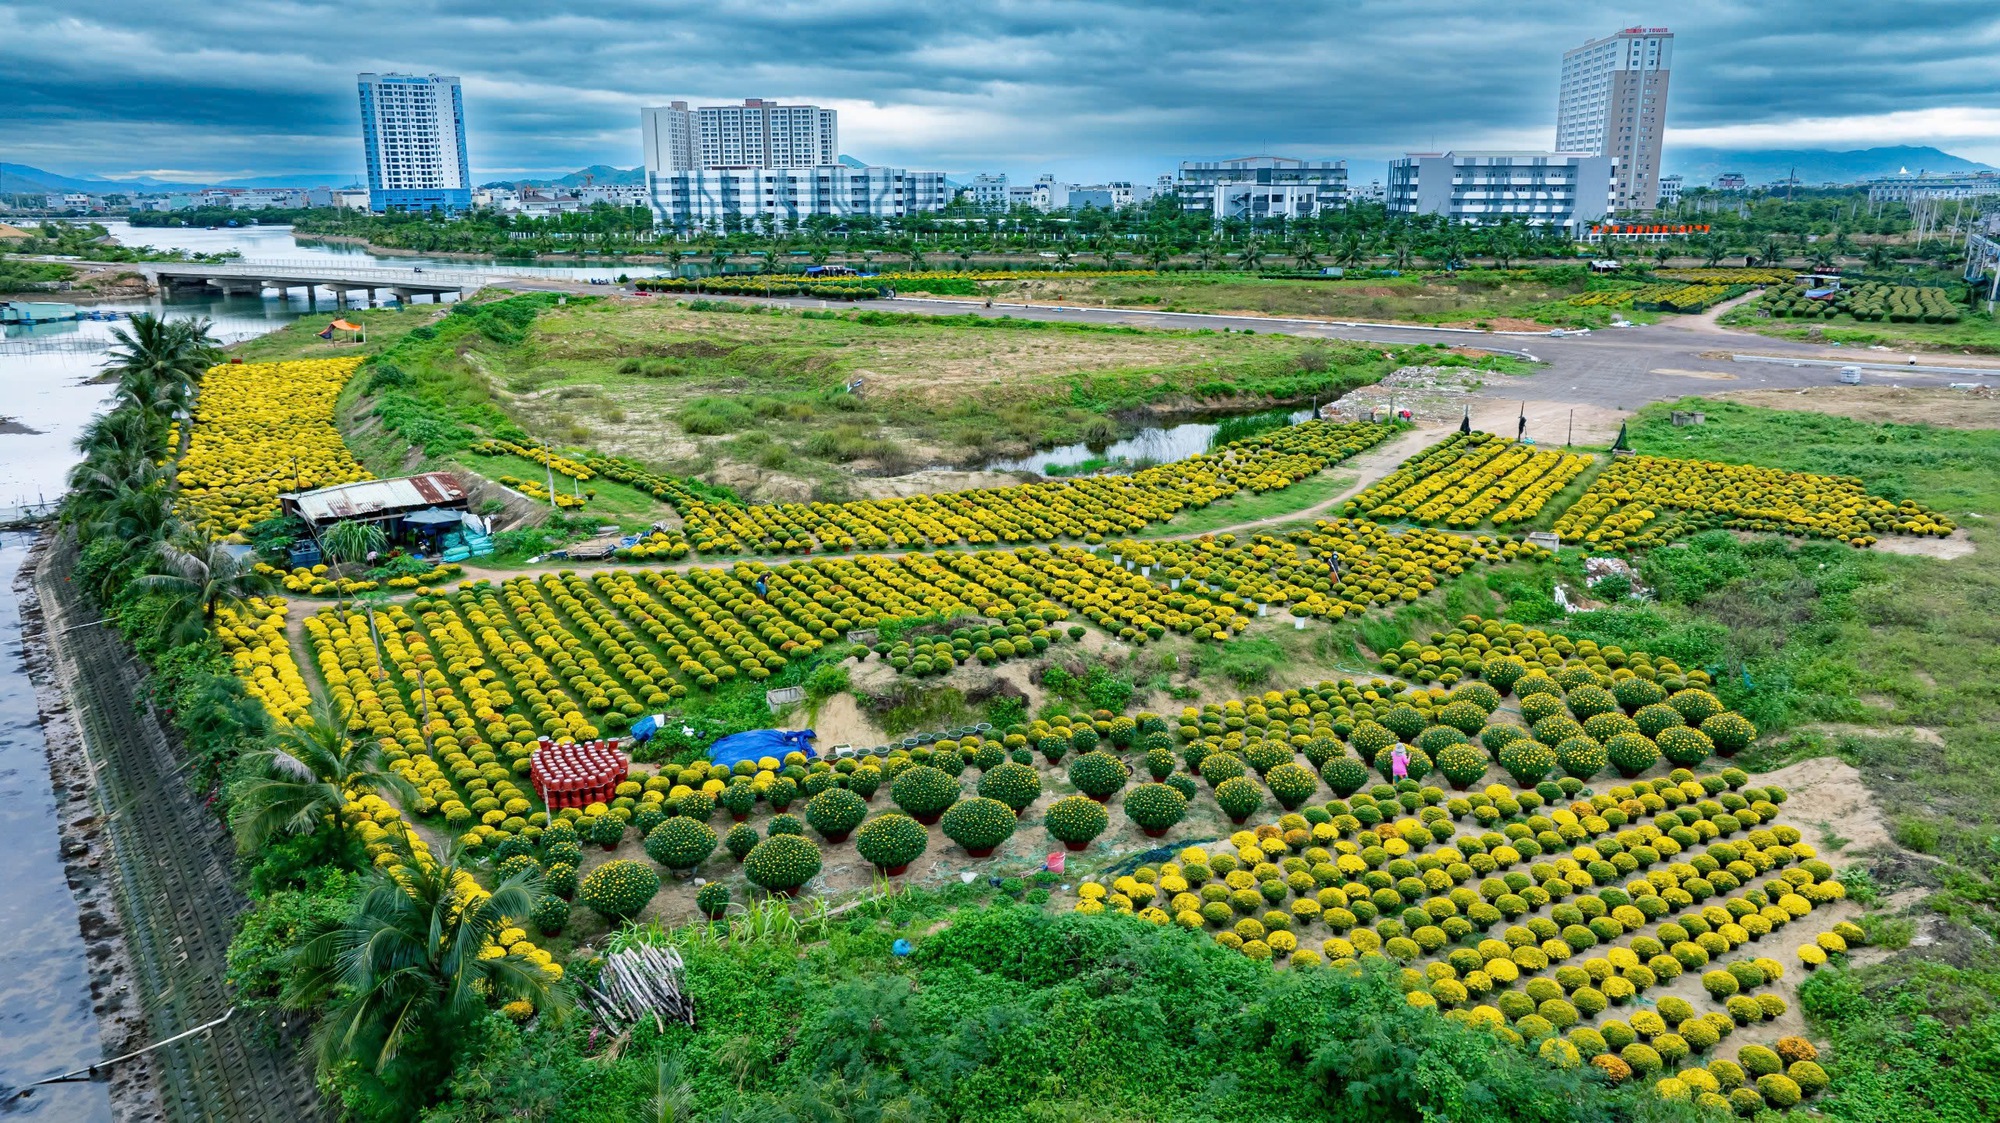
[
  {"x1": 1333, "y1": 231, "x2": 1370, "y2": 270},
  {"x1": 102, "y1": 314, "x2": 220, "y2": 458},
  {"x1": 286, "y1": 833, "x2": 568, "y2": 1109},
  {"x1": 1701, "y1": 235, "x2": 1729, "y2": 268},
  {"x1": 1758, "y1": 237, "x2": 1787, "y2": 268},
  {"x1": 1291, "y1": 239, "x2": 1321, "y2": 272},
  {"x1": 134, "y1": 529, "x2": 276, "y2": 644},
  {"x1": 227, "y1": 697, "x2": 416, "y2": 852},
  {"x1": 1864, "y1": 242, "x2": 1895, "y2": 271},
  {"x1": 1236, "y1": 240, "x2": 1265, "y2": 270}
]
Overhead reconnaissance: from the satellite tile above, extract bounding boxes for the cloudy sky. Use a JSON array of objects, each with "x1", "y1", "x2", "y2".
[{"x1": 6, "y1": 0, "x2": 1999, "y2": 184}]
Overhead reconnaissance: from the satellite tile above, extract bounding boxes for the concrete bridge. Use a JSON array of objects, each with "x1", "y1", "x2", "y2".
[{"x1": 134, "y1": 260, "x2": 501, "y2": 306}]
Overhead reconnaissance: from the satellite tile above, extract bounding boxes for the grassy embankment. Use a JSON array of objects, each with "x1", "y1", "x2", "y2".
[{"x1": 958, "y1": 267, "x2": 1660, "y2": 330}]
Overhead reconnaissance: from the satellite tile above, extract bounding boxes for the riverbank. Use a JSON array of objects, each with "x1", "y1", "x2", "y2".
[
  {"x1": 295, "y1": 231, "x2": 669, "y2": 266},
  {"x1": 15, "y1": 534, "x2": 147, "y2": 1120}
]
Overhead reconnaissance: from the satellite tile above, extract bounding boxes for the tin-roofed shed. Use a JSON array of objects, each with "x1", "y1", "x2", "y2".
[{"x1": 280, "y1": 472, "x2": 470, "y2": 528}]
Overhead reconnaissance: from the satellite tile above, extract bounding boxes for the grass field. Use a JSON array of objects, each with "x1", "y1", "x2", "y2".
[{"x1": 969, "y1": 268, "x2": 1651, "y2": 329}]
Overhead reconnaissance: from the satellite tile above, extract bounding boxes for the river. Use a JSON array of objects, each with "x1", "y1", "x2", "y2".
[{"x1": 0, "y1": 219, "x2": 457, "y2": 1109}]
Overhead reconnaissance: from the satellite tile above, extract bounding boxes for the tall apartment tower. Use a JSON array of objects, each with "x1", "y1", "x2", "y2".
[
  {"x1": 356, "y1": 73, "x2": 471, "y2": 212},
  {"x1": 1556, "y1": 27, "x2": 1672, "y2": 213},
  {"x1": 640, "y1": 99, "x2": 837, "y2": 170}
]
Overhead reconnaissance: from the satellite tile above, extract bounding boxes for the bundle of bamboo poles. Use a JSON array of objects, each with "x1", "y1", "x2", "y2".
[{"x1": 580, "y1": 944, "x2": 695, "y2": 1032}]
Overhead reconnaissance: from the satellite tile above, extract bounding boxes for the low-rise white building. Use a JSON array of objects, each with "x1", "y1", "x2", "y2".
[
  {"x1": 1387, "y1": 150, "x2": 1616, "y2": 231},
  {"x1": 1657, "y1": 174, "x2": 1683, "y2": 208},
  {"x1": 1176, "y1": 156, "x2": 1347, "y2": 220},
  {"x1": 647, "y1": 164, "x2": 948, "y2": 227},
  {"x1": 969, "y1": 173, "x2": 1009, "y2": 210}
]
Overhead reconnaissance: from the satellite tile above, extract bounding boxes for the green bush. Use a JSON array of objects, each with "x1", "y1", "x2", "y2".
[
  {"x1": 1480, "y1": 724, "x2": 1525, "y2": 756},
  {"x1": 1613, "y1": 676, "x2": 1667, "y2": 712},
  {"x1": 1436, "y1": 699, "x2": 1490, "y2": 735},
  {"x1": 578, "y1": 860, "x2": 660, "y2": 921},
  {"x1": 1500, "y1": 740, "x2": 1557, "y2": 787},
  {"x1": 543, "y1": 861, "x2": 577, "y2": 900},
  {"x1": 805, "y1": 788, "x2": 868, "y2": 840},
  {"x1": 1656, "y1": 726, "x2": 1713, "y2": 768},
  {"x1": 1348, "y1": 720, "x2": 1396, "y2": 758},
  {"x1": 1265, "y1": 762, "x2": 1320, "y2": 809},
  {"x1": 890, "y1": 765, "x2": 961, "y2": 818},
  {"x1": 1668, "y1": 689, "x2": 1724, "y2": 726},
  {"x1": 1215, "y1": 777, "x2": 1265, "y2": 822},
  {"x1": 1323, "y1": 756, "x2": 1370, "y2": 798},
  {"x1": 724, "y1": 823, "x2": 760, "y2": 860},
  {"x1": 976, "y1": 761, "x2": 1042, "y2": 811},
  {"x1": 1604, "y1": 732, "x2": 1659, "y2": 778},
  {"x1": 744, "y1": 834, "x2": 823, "y2": 892},
  {"x1": 643, "y1": 818, "x2": 718, "y2": 871},
  {"x1": 1700, "y1": 712, "x2": 1756, "y2": 756},
  {"x1": 940, "y1": 797, "x2": 1018, "y2": 853},
  {"x1": 1124, "y1": 782, "x2": 1188, "y2": 833},
  {"x1": 1200, "y1": 752, "x2": 1247, "y2": 788},
  {"x1": 854, "y1": 813, "x2": 929, "y2": 870},
  {"x1": 767, "y1": 813, "x2": 805, "y2": 837},
  {"x1": 695, "y1": 881, "x2": 731, "y2": 918},
  {"x1": 1564, "y1": 685, "x2": 1620, "y2": 721},
  {"x1": 1069, "y1": 751, "x2": 1130, "y2": 799},
  {"x1": 1556, "y1": 737, "x2": 1606, "y2": 781},
  {"x1": 1045, "y1": 795, "x2": 1110, "y2": 844},
  {"x1": 530, "y1": 895, "x2": 569, "y2": 936},
  {"x1": 1633, "y1": 703, "x2": 1685, "y2": 738},
  {"x1": 1244, "y1": 740, "x2": 1292, "y2": 776},
  {"x1": 1435, "y1": 743, "x2": 1487, "y2": 789}
]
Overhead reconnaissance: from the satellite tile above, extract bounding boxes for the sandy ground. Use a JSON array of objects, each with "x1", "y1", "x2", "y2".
[
  {"x1": 1328, "y1": 365, "x2": 1629, "y2": 445},
  {"x1": 855, "y1": 469, "x2": 1036, "y2": 499},
  {"x1": 1714, "y1": 384, "x2": 2000, "y2": 430},
  {"x1": 1870, "y1": 531, "x2": 1977, "y2": 560}
]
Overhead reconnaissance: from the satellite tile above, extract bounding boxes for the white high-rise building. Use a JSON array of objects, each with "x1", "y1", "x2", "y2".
[
  {"x1": 1557, "y1": 27, "x2": 1672, "y2": 214},
  {"x1": 356, "y1": 73, "x2": 471, "y2": 212},
  {"x1": 641, "y1": 99, "x2": 837, "y2": 171}
]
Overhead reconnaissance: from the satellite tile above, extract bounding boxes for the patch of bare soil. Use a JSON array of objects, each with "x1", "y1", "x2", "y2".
[
  {"x1": 1870, "y1": 530, "x2": 1976, "y2": 559},
  {"x1": 1716, "y1": 384, "x2": 2000, "y2": 430},
  {"x1": 810, "y1": 692, "x2": 886, "y2": 752},
  {"x1": 1760, "y1": 756, "x2": 1899, "y2": 854},
  {"x1": 856, "y1": 469, "x2": 1034, "y2": 498}
]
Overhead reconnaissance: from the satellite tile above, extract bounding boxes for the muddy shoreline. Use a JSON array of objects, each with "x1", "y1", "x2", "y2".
[{"x1": 16, "y1": 533, "x2": 163, "y2": 1122}]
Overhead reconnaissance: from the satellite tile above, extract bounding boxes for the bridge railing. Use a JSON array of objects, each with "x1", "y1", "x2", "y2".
[{"x1": 147, "y1": 261, "x2": 504, "y2": 286}]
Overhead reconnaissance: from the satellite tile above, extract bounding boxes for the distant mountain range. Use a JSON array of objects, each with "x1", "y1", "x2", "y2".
[
  {"x1": 1664, "y1": 145, "x2": 1995, "y2": 186},
  {"x1": 0, "y1": 163, "x2": 361, "y2": 193}
]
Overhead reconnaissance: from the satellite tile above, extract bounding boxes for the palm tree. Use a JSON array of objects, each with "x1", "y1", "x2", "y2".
[
  {"x1": 1489, "y1": 228, "x2": 1525, "y2": 269},
  {"x1": 320, "y1": 519, "x2": 387, "y2": 565},
  {"x1": 1291, "y1": 239, "x2": 1321, "y2": 272},
  {"x1": 1333, "y1": 232, "x2": 1370, "y2": 270},
  {"x1": 287, "y1": 833, "x2": 569, "y2": 1109},
  {"x1": 102, "y1": 314, "x2": 220, "y2": 458},
  {"x1": 1389, "y1": 232, "x2": 1416, "y2": 270},
  {"x1": 1195, "y1": 241, "x2": 1220, "y2": 271},
  {"x1": 1701, "y1": 235, "x2": 1729, "y2": 268},
  {"x1": 1864, "y1": 242, "x2": 1894, "y2": 272},
  {"x1": 1758, "y1": 237, "x2": 1787, "y2": 269},
  {"x1": 1653, "y1": 243, "x2": 1674, "y2": 268},
  {"x1": 134, "y1": 529, "x2": 277, "y2": 644},
  {"x1": 1807, "y1": 245, "x2": 1836, "y2": 272},
  {"x1": 227, "y1": 698, "x2": 416, "y2": 852},
  {"x1": 1142, "y1": 238, "x2": 1172, "y2": 270},
  {"x1": 1236, "y1": 240, "x2": 1265, "y2": 270}
]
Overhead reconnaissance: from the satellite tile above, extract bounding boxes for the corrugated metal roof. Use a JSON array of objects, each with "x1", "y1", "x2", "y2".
[{"x1": 288, "y1": 472, "x2": 466, "y2": 523}]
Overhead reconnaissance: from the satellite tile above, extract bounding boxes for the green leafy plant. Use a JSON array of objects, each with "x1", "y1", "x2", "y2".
[
  {"x1": 1045, "y1": 795, "x2": 1110, "y2": 846},
  {"x1": 1068, "y1": 750, "x2": 1129, "y2": 799},
  {"x1": 695, "y1": 881, "x2": 731, "y2": 919},
  {"x1": 1265, "y1": 762, "x2": 1320, "y2": 809},
  {"x1": 804, "y1": 788, "x2": 867, "y2": 841},
  {"x1": 1123, "y1": 782, "x2": 1188, "y2": 834},
  {"x1": 940, "y1": 797, "x2": 1018, "y2": 854},
  {"x1": 578, "y1": 859, "x2": 661, "y2": 921},
  {"x1": 1215, "y1": 776, "x2": 1264, "y2": 822},
  {"x1": 743, "y1": 834, "x2": 823, "y2": 893},
  {"x1": 890, "y1": 765, "x2": 960, "y2": 821},
  {"x1": 643, "y1": 818, "x2": 718, "y2": 873},
  {"x1": 854, "y1": 813, "x2": 929, "y2": 871}
]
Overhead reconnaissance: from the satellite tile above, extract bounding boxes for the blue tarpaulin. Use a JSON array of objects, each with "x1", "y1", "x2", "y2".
[{"x1": 707, "y1": 728, "x2": 816, "y2": 768}]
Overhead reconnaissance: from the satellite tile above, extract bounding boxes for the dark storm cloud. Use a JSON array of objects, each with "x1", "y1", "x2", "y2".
[{"x1": 5, "y1": 0, "x2": 1997, "y2": 182}]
